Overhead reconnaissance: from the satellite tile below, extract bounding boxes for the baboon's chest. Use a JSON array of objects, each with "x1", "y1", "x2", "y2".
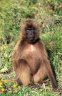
[
  {"x1": 21, "y1": 45, "x2": 42, "y2": 73},
  {"x1": 22, "y1": 45, "x2": 41, "y2": 59}
]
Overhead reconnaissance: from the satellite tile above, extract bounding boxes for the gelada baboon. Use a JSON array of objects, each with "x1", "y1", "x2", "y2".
[{"x1": 12, "y1": 19, "x2": 58, "y2": 89}]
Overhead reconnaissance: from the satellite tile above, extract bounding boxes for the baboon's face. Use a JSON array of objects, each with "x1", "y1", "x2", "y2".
[{"x1": 25, "y1": 26, "x2": 37, "y2": 43}]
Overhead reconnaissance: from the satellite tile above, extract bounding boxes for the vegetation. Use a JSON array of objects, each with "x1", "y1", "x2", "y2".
[{"x1": 0, "y1": 0, "x2": 62, "y2": 95}]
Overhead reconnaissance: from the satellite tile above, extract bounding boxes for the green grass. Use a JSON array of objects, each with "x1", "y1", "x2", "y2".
[
  {"x1": 0, "y1": 86, "x2": 61, "y2": 96},
  {"x1": 0, "y1": 0, "x2": 62, "y2": 95}
]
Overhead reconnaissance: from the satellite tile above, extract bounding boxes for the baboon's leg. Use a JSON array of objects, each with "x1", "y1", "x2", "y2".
[
  {"x1": 15, "y1": 60, "x2": 31, "y2": 86},
  {"x1": 33, "y1": 60, "x2": 58, "y2": 89},
  {"x1": 33, "y1": 64, "x2": 46, "y2": 83}
]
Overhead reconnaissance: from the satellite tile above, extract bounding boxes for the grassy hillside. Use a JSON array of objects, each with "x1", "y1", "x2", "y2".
[{"x1": 0, "y1": 0, "x2": 62, "y2": 95}]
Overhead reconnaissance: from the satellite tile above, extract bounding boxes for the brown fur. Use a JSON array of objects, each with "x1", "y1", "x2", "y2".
[{"x1": 12, "y1": 19, "x2": 58, "y2": 89}]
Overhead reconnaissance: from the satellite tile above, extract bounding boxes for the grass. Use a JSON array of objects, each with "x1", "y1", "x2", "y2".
[{"x1": 0, "y1": 0, "x2": 62, "y2": 95}]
